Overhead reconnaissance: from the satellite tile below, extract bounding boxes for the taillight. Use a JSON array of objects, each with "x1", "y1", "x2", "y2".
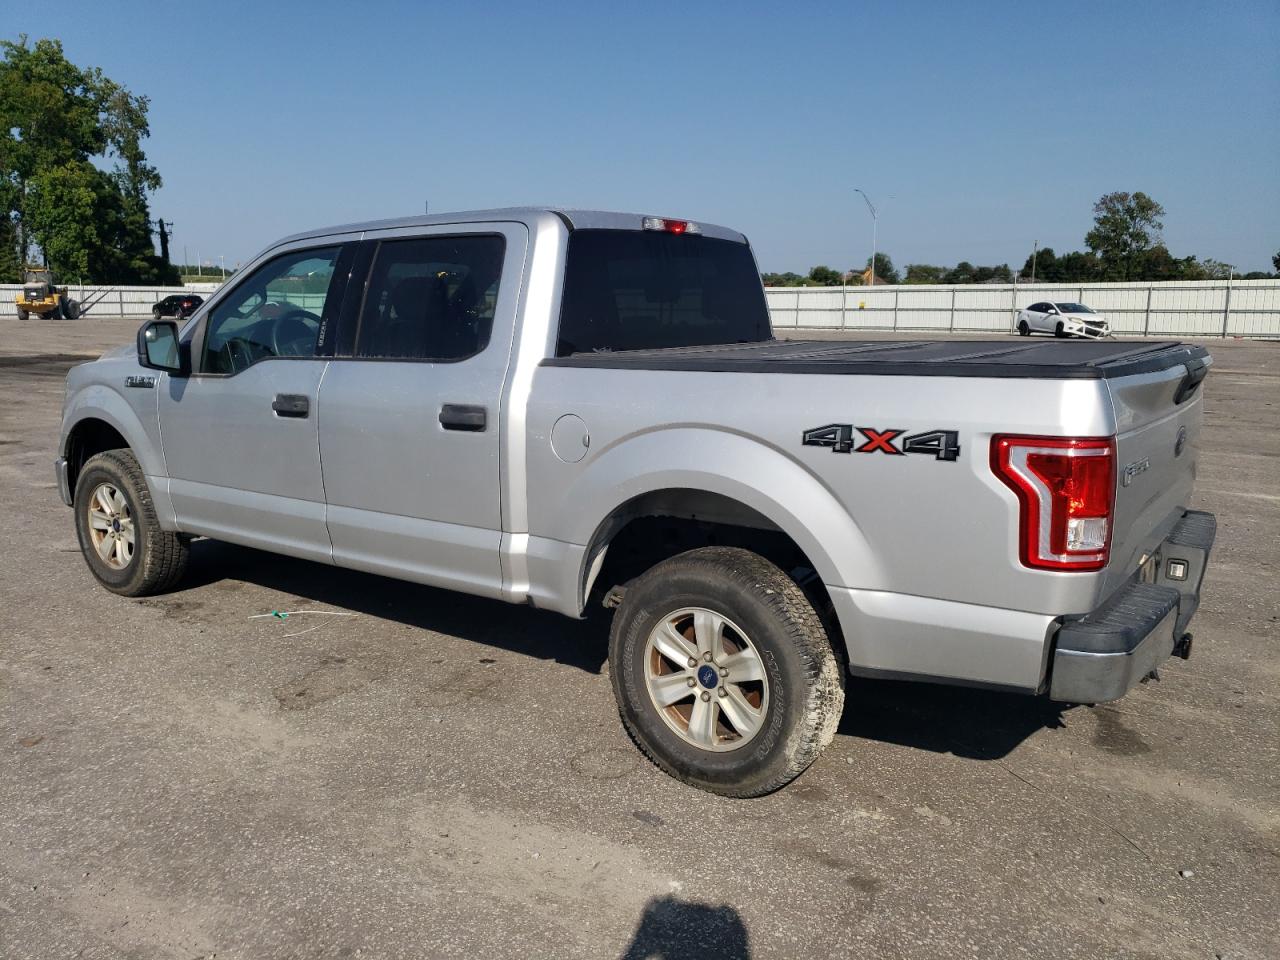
[
  {"x1": 991, "y1": 435, "x2": 1116, "y2": 571},
  {"x1": 641, "y1": 216, "x2": 701, "y2": 235}
]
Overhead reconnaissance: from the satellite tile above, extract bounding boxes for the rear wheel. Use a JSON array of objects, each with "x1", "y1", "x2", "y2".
[
  {"x1": 609, "y1": 546, "x2": 844, "y2": 797},
  {"x1": 1017, "y1": 319, "x2": 1030, "y2": 336},
  {"x1": 64, "y1": 298, "x2": 81, "y2": 320},
  {"x1": 74, "y1": 449, "x2": 189, "y2": 596}
]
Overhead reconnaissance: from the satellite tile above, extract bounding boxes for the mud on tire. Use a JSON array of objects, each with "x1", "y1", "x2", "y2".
[
  {"x1": 609, "y1": 546, "x2": 844, "y2": 797},
  {"x1": 74, "y1": 449, "x2": 189, "y2": 596}
]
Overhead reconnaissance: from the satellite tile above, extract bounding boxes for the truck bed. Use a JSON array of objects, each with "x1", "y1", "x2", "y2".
[{"x1": 544, "y1": 339, "x2": 1209, "y2": 380}]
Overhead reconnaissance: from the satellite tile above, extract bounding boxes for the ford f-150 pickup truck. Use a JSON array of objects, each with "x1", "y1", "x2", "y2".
[{"x1": 56, "y1": 208, "x2": 1216, "y2": 796}]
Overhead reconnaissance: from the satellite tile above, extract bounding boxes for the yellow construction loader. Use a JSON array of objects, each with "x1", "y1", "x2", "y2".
[{"x1": 15, "y1": 266, "x2": 81, "y2": 320}]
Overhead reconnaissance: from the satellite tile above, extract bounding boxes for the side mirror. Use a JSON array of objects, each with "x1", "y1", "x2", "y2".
[{"x1": 137, "y1": 320, "x2": 189, "y2": 375}]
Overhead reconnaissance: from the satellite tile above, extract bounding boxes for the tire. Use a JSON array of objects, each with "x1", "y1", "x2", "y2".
[
  {"x1": 16, "y1": 308, "x2": 28, "y2": 322},
  {"x1": 73, "y1": 449, "x2": 188, "y2": 596},
  {"x1": 609, "y1": 546, "x2": 844, "y2": 797},
  {"x1": 64, "y1": 299, "x2": 81, "y2": 320},
  {"x1": 152, "y1": 307, "x2": 162, "y2": 320},
  {"x1": 1054, "y1": 321, "x2": 1066, "y2": 338},
  {"x1": 1017, "y1": 319, "x2": 1030, "y2": 336}
]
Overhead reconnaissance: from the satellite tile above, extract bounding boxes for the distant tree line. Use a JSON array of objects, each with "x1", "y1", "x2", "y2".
[
  {"x1": 763, "y1": 192, "x2": 1278, "y2": 286},
  {"x1": 0, "y1": 37, "x2": 178, "y2": 285}
]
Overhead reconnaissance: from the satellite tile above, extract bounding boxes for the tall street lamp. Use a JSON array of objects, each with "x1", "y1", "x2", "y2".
[{"x1": 854, "y1": 188, "x2": 878, "y2": 285}]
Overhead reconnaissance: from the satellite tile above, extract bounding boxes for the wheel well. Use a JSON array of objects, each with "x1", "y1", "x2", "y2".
[
  {"x1": 584, "y1": 489, "x2": 841, "y2": 647},
  {"x1": 65, "y1": 418, "x2": 129, "y2": 493}
]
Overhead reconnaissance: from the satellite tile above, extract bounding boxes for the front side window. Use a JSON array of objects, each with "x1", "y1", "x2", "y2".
[
  {"x1": 201, "y1": 246, "x2": 342, "y2": 374},
  {"x1": 355, "y1": 235, "x2": 505, "y2": 361}
]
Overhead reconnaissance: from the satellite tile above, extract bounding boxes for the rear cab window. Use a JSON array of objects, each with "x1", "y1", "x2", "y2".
[{"x1": 556, "y1": 229, "x2": 771, "y2": 356}]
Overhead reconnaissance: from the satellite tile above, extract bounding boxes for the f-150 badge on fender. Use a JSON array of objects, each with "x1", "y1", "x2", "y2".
[{"x1": 802, "y1": 424, "x2": 960, "y2": 461}]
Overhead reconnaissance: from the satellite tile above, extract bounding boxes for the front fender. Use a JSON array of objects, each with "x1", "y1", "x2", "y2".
[
  {"x1": 60, "y1": 370, "x2": 174, "y2": 527},
  {"x1": 557, "y1": 426, "x2": 882, "y2": 597}
]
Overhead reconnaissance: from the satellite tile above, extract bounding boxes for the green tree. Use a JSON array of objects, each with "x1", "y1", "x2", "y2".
[
  {"x1": 903, "y1": 263, "x2": 946, "y2": 284},
  {"x1": 0, "y1": 36, "x2": 174, "y2": 283},
  {"x1": 1021, "y1": 247, "x2": 1055, "y2": 281},
  {"x1": 860, "y1": 252, "x2": 899, "y2": 284},
  {"x1": 807, "y1": 265, "x2": 843, "y2": 286},
  {"x1": 1272, "y1": 250, "x2": 1279, "y2": 273},
  {"x1": 1084, "y1": 191, "x2": 1165, "y2": 280}
]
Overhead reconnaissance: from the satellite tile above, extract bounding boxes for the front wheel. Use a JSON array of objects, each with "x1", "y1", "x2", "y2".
[
  {"x1": 16, "y1": 308, "x2": 29, "y2": 322},
  {"x1": 609, "y1": 547, "x2": 844, "y2": 797},
  {"x1": 1054, "y1": 321, "x2": 1067, "y2": 338},
  {"x1": 152, "y1": 307, "x2": 162, "y2": 320},
  {"x1": 74, "y1": 449, "x2": 189, "y2": 596}
]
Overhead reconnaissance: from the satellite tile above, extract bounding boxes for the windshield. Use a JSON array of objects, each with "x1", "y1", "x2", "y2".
[
  {"x1": 557, "y1": 229, "x2": 771, "y2": 355},
  {"x1": 1055, "y1": 302, "x2": 1094, "y2": 314}
]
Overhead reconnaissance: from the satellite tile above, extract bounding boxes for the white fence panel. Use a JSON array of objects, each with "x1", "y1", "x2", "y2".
[
  {"x1": 3, "y1": 277, "x2": 1278, "y2": 337},
  {"x1": 0, "y1": 282, "x2": 224, "y2": 319},
  {"x1": 765, "y1": 279, "x2": 1280, "y2": 338}
]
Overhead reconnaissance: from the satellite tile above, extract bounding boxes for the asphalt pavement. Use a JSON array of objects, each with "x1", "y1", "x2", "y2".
[{"x1": 1, "y1": 317, "x2": 1276, "y2": 959}]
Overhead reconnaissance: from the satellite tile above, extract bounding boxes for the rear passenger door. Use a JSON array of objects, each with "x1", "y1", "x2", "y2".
[{"x1": 317, "y1": 223, "x2": 527, "y2": 598}]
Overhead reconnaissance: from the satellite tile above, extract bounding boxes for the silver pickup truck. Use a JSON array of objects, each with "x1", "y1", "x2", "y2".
[{"x1": 56, "y1": 208, "x2": 1215, "y2": 796}]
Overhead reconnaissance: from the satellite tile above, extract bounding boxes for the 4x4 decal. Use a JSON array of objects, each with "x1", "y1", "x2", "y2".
[{"x1": 803, "y1": 424, "x2": 961, "y2": 462}]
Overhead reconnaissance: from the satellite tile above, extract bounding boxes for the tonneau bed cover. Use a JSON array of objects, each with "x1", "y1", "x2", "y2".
[{"x1": 545, "y1": 339, "x2": 1210, "y2": 380}]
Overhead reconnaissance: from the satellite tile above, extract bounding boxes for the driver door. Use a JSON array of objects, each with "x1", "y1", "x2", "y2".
[{"x1": 158, "y1": 239, "x2": 356, "y2": 562}]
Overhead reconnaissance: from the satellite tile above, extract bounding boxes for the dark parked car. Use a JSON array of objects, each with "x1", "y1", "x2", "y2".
[{"x1": 152, "y1": 294, "x2": 203, "y2": 319}]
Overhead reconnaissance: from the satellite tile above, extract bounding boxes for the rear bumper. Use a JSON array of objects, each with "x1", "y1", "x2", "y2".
[{"x1": 1049, "y1": 509, "x2": 1215, "y2": 703}]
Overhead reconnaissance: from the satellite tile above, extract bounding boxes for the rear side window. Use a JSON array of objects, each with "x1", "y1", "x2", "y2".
[
  {"x1": 557, "y1": 229, "x2": 771, "y2": 356},
  {"x1": 355, "y1": 235, "x2": 505, "y2": 361}
]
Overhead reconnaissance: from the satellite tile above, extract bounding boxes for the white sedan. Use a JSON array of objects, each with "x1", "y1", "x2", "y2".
[{"x1": 1015, "y1": 301, "x2": 1111, "y2": 339}]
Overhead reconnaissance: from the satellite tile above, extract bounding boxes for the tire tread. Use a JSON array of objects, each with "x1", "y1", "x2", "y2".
[
  {"x1": 611, "y1": 546, "x2": 844, "y2": 797},
  {"x1": 76, "y1": 449, "x2": 188, "y2": 596}
]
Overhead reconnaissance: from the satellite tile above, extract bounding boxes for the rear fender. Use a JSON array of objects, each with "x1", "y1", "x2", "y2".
[{"x1": 556, "y1": 427, "x2": 880, "y2": 607}]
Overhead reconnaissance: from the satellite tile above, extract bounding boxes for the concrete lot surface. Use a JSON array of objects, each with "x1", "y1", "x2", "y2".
[{"x1": 1, "y1": 317, "x2": 1277, "y2": 959}]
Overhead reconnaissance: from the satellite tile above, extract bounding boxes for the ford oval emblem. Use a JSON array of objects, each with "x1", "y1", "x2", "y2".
[{"x1": 1174, "y1": 426, "x2": 1188, "y2": 457}]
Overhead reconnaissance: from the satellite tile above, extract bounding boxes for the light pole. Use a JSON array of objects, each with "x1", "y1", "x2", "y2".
[
  {"x1": 219, "y1": 255, "x2": 226, "y2": 280},
  {"x1": 854, "y1": 188, "x2": 878, "y2": 285}
]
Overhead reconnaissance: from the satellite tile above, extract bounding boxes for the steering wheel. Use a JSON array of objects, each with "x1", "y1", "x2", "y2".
[{"x1": 271, "y1": 309, "x2": 322, "y2": 356}]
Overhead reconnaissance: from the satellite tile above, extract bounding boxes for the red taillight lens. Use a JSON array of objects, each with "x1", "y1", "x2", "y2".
[{"x1": 991, "y1": 435, "x2": 1116, "y2": 571}]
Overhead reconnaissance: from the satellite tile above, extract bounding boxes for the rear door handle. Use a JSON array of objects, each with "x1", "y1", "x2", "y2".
[
  {"x1": 272, "y1": 393, "x2": 310, "y2": 418},
  {"x1": 439, "y1": 403, "x2": 486, "y2": 432}
]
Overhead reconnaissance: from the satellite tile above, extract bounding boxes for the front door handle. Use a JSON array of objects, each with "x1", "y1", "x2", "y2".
[
  {"x1": 439, "y1": 403, "x2": 486, "y2": 432},
  {"x1": 272, "y1": 393, "x2": 310, "y2": 418}
]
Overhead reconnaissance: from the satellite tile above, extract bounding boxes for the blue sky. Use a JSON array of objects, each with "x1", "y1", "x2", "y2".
[{"x1": 11, "y1": 0, "x2": 1279, "y2": 273}]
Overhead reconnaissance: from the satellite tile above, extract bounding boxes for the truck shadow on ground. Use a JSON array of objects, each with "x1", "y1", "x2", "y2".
[
  {"x1": 839, "y1": 676, "x2": 1069, "y2": 760},
  {"x1": 181, "y1": 538, "x2": 612, "y2": 673},
  {"x1": 619, "y1": 896, "x2": 751, "y2": 960},
  {"x1": 179, "y1": 539, "x2": 1068, "y2": 760}
]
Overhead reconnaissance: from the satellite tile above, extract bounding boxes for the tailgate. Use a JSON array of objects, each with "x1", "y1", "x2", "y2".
[{"x1": 1102, "y1": 351, "x2": 1210, "y2": 597}]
